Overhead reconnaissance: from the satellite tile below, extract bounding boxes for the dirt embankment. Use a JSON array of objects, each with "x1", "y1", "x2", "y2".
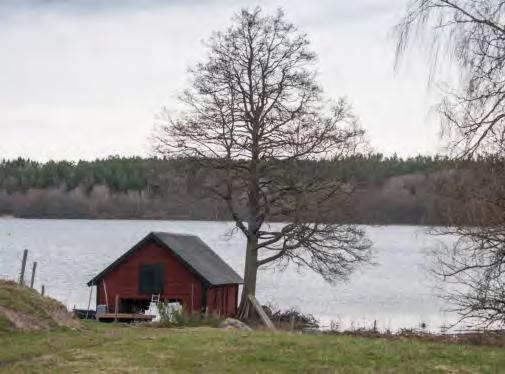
[{"x1": 0, "y1": 280, "x2": 80, "y2": 332}]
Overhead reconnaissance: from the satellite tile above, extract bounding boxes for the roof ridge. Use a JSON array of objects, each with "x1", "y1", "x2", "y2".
[{"x1": 152, "y1": 231, "x2": 198, "y2": 238}]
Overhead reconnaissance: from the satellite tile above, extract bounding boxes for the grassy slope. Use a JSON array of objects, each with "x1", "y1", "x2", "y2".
[
  {"x1": 0, "y1": 322, "x2": 504, "y2": 373},
  {"x1": 0, "y1": 280, "x2": 75, "y2": 332}
]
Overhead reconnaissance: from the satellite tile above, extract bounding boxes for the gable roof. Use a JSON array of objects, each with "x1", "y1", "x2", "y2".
[{"x1": 87, "y1": 232, "x2": 243, "y2": 286}]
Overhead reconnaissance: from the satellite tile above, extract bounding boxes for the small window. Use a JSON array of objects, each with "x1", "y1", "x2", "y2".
[{"x1": 139, "y1": 264, "x2": 164, "y2": 294}]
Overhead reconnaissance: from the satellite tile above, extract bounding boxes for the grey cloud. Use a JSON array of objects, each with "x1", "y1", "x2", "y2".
[{"x1": 0, "y1": 0, "x2": 441, "y2": 161}]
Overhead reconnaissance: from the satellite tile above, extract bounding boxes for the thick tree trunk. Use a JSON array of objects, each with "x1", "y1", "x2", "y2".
[{"x1": 237, "y1": 235, "x2": 258, "y2": 320}]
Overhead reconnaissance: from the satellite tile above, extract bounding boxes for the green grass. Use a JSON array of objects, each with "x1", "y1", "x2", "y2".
[
  {"x1": 0, "y1": 315, "x2": 12, "y2": 332},
  {"x1": 0, "y1": 280, "x2": 71, "y2": 332},
  {"x1": 0, "y1": 322, "x2": 504, "y2": 373}
]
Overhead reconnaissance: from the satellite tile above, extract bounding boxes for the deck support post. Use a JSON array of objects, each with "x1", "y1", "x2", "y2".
[
  {"x1": 86, "y1": 284, "x2": 93, "y2": 319},
  {"x1": 103, "y1": 280, "x2": 109, "y2": 312},
  {"x1": 114, "y1": 294, "x2": 119, "y2": 322}
]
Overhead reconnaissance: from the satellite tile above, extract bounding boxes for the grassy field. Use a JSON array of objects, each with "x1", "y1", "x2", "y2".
[
  {"x1": 1, "y1": 281, "x2": 504, "y2": 373},
  {"x1": 0, "y1": 322, "x2": 504, "y2": 373}
]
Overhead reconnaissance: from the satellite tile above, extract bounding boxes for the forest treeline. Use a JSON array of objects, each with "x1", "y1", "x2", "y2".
[{"x1": 0, "y1": 154, "x2": 482, "y2": 224}]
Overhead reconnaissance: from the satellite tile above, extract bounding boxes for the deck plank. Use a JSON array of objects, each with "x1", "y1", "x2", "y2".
[{"x1": 96, "y1": 313, "x2": 156, "y2": 322}]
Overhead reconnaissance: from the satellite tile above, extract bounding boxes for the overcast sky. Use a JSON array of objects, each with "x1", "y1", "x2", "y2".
[{"x1": 0, "y1": 0, "x2": 445, "y2": 161}]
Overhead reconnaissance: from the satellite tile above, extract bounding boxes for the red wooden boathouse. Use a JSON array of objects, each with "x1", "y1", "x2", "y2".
[{"x1": 87, "y1": 232, "x2": 243, "y2": 317}]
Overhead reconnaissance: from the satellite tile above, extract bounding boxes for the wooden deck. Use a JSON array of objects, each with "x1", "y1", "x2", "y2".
[{"x1": 96, "y1": 313, "x2": 156, "y2": 322}]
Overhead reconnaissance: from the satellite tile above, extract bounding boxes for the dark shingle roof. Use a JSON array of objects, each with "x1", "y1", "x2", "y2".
[
  {"x1": 87, "y1": 232, "x2": 243, "y2": 286},
  {"x1": 153, "y1": 232, "x2": 243, "y2": 285}
]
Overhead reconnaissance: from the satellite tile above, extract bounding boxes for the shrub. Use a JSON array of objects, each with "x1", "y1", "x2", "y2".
[
  {"x1": 262, "y1": 304, "x2": 319, "y2": 331},
  {"x1": 156, "y1": 304, "x2": 222, "y2": 328}
]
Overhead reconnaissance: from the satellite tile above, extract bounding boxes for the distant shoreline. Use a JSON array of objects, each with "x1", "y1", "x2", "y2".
[{"x1": 0, "y1": 215, "x2": 436, "y2": 228}]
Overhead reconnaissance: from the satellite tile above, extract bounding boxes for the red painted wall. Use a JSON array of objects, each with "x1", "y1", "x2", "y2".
[
  {"x1": 95, "y1": 239, "x2": 239, "y2": 317},
  {"x1": 207, "y1": 284, "x2": 239, "y2": 316},
  {"x1": 96, "y1": 240, "x2": 203, "y2": 314}
]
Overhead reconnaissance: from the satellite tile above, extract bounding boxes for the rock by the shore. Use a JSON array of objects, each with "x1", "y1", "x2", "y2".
[{"x1": 219, "y1": 318, "x2": 253, "y2": 331}]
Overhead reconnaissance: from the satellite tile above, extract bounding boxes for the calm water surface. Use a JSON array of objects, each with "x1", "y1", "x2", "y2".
[{"x1": 0, "y1": 218, "x2": 456, "y2": 331}]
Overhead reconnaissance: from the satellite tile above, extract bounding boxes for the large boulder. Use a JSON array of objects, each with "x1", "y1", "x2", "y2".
[{"x1": 219, "y1": 318, "x2": 252, "y2": 331}]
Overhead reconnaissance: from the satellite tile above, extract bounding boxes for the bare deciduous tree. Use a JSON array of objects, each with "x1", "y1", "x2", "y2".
[
  {"x1": 397, "y1": 0, "x2": 505, "y2": 158},
  {"x1": 397, "y1": 0, "x2": 505, "y2": 328},
  {"x1": 431, "y1": 160, "x2": 505, "y2": 328},
  {"x1": 153, "y1": 8, "x2": 371, "y2": 319}
]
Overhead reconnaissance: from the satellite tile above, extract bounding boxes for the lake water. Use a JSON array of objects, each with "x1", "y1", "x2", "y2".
[{"x1": 0, "y1": 218, "x2": 456, "y2": 331}]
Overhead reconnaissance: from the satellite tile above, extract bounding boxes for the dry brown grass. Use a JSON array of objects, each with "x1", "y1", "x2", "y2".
[
  {"x1": 326, "y1": 328, "x2": 505, "y2": 348},
  {"x1": 0, "y1": 279, "x2": 80, "y2": 332}
]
